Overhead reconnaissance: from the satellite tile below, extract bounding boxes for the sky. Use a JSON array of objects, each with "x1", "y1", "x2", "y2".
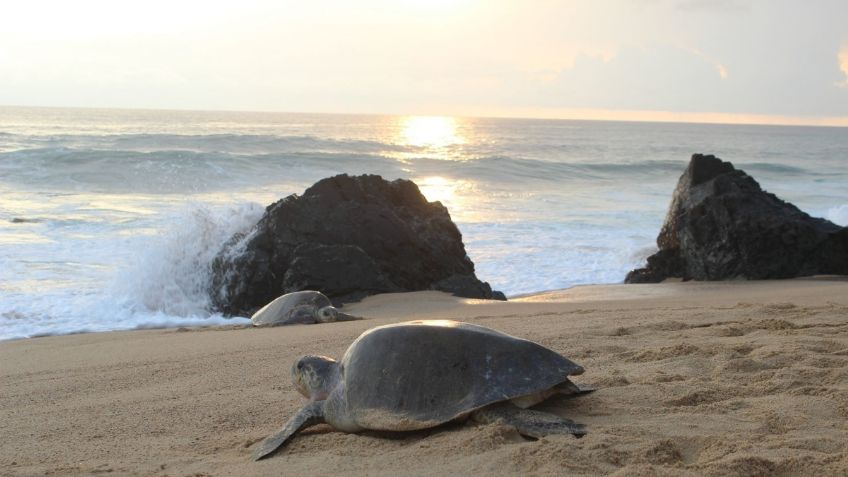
[{"x1": 1, "y1": 0, "x2": 847, "y2": 125}]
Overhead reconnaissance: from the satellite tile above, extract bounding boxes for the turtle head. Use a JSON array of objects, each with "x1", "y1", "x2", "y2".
[
  {"x1": 315, "y1": 306, "x2": 338, "y2": 323},
  {"x1": 292, "y1": 355, "x2": 338, "y2": 401},
  {"x1": 317, "y1": 305, "x2": 363, "y2": 323}
]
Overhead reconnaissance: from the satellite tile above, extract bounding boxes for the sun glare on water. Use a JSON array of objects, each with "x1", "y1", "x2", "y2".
[
  {"x1": 416, "y1": 176, "x2": 456, "y2": 204},
  {"x1": 398, "y1": 117, "x2": 480, "y2": 221},
  {"x1": 400, "y1": 116, "x2": 463, "y2": 149},
  {"x1": 413, "y1": 176, "x2": 483, "y2": 223}
]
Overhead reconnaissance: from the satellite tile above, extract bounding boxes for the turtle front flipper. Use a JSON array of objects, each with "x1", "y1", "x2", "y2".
[
  {"x1": 253, "y1": 401, "x2": 325, "y2": 461},
  {"x1": 334, "y1": 312, "x2": 363, "y2": 322},
  {"x1": 471, "y1": 402, "x2": 586, "y2": 438}
]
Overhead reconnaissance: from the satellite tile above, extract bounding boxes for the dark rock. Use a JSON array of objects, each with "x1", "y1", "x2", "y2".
[
  {"x1": 626, "y1": 154, "x2": 848, "y2": 283},
  {"x1": 433, "y1": 274, "x2": 507, "y2": 301},
  {"x1": 210, "y1": 174, "x2": 505, "y2": 316},
  {"x1": 282, "y1": 243, "x2": 401, "y2": 304}
]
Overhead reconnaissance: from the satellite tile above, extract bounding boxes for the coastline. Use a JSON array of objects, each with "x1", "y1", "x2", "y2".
[{"x1": 2, "y1": 278, "x2": 847, "y2": 475}]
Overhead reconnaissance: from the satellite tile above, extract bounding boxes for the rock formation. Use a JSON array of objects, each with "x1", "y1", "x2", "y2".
[
  {"x1": 626, "y1": 154, "x2": 848, "y2": 283},
  {"x1": 210, "y1": 174, "x2": 505, "y2": 316}
]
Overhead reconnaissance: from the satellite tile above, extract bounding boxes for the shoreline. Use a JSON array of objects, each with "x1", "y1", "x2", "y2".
[
  {"x1": 6, "y1": 276, "x2": 847, "y2": 343},
  {"x1": 2, "y1": 278, "x2": 847, "y2": 475}
]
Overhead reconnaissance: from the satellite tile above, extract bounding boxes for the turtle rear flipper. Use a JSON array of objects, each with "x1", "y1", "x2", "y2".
[
  {"x1": 471, "y1": 402, "x2": 586, "y2": 438},
  {"x1": 553, "y1": 379, "x2": 596, "y2": 398},
  {"x1": 253, "y1": 401, "x2": 325, "y2": 461}
]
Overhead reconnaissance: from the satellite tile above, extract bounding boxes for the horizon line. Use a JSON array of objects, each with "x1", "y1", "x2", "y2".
[{"x1": 2, "y1": 103, "x2": 847, "y2": 129}]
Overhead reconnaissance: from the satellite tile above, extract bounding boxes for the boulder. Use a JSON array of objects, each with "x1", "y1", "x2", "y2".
[
  {"x1": 626, "y1": 154, "x2": 848, "y2": 283},
  {"x1": 210, "y1": 174, "x2": 504, "y2": 316}
]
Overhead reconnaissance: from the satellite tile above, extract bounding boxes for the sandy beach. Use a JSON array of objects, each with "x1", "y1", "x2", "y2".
[{"x1": 2, "y1": 278, "x2": 848, "y2": 476}]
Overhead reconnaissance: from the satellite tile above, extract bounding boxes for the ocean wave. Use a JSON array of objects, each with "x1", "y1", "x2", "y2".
[
  {"x1": 2, "y1": 142, "x2": 838, "y2": 204},
  {"x1": 744, "y1": 162, "x2": 811, "y2": 175},
  {"x1": 0, "y1": 147, "x2": 415, "y2": 193},
  {"x1": 111, "y1": 202, "x2": 265, "y2": 317},
  {"x1": 0, "y1": 132, "x2": 417, "y2": 155},
  {"x1": 0, "y1": 147, "x2": 689, "y2": 193},
  {"x1": 414, "y1": 156, "x2": 687, "y2": 183},
  {"x1": 0, "y1": 202, "x2": 263, "y2": 340}
]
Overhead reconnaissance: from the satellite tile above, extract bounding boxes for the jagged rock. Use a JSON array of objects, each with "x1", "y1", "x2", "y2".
[
  {"x1": 434, "y1": 274, "x2": 507, "y2": 301},
  {"x1": 281, "y1": 243, "x2": 400, "y2": 303},
  {"x1": 626, "y1": 154, "x2": 848, "y2": 283},
  {"x1": 210, "y1": 174, "x2": 504, "y2": 316}
]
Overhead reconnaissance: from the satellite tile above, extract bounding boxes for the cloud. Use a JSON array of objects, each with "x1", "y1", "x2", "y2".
[
  {"x1": 683, "y1": 46, "x2": 729, "y2": 79},
  {"x1": 1, "y1": 1, "x2": 846, "y2": 122},
  {"x1": 674, "y1": 0, "x2": 749, "y2": 12},
  {"x1": 535, "y1": 44, "x2": 730, "y2": 111}
]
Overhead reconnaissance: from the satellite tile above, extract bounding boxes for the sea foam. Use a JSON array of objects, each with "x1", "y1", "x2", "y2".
[
  {"x1": 111, "y1": 202, "x2": 264, "y2": 317},
  {"x1": 0, "y1": 202, "x2": 261, "y2": 340},
  {"x1": 827, "y1": 204, "x2": 848, "y2": 226}
]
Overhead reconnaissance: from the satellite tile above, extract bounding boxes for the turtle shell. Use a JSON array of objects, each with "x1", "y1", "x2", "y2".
[
  {"x1": 250, "y1": 290, "x2": 331, "y2": 325},
  {"x1": 339, "y1": 320, "x2": 584, "y2": 431}
]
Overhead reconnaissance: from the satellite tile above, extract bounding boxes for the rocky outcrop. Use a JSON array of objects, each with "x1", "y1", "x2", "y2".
[
  {"x1": 626, "y1": 154, "x2": 848, "y2": 283},
  {"x1": 210, "y1": 174, "x2": 505, "y2": 316}
]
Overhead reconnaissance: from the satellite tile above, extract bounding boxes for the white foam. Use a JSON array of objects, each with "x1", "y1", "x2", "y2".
[
  {"x1": 112, "y1": 202, "x2": 264, "y2": 316},
  {"x1": 464, "y1": 218, "x2": 661, "y2": 296},
  {"x1": 826, "y1": 204, "x2": 848, "y2": 226},
  {"x1": 0, "y1": 201, "x2": 262, "y2": 341}
]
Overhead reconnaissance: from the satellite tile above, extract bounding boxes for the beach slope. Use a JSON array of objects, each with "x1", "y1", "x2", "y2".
[{"x1": 2, "y1": 278, "x2": 847, "y2": 476}]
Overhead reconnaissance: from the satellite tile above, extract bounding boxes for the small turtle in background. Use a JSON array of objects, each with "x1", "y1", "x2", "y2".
[
  {"x1": 253, "y1": 320, "x2": 592, "y2": 460},
  {"x1": 250, "y1": 290, "x2": 363, "y2": 326}
]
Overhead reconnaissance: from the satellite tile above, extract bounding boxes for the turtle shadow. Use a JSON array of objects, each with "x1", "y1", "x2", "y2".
[
  {"x1": 357, "y1": 394, "x2": 594, "y2": 445},
  {"x1": 296, "y1": 419, "x2": 502, "y2": 443},
  {"x1": 361, "y1": 420, "x2": 466, "y2": 443},
  {"x1": 297, "y1": 424, "x2": 337, "y2": 436}
]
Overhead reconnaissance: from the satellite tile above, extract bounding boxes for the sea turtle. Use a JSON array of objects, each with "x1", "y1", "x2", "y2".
[
  {"x1": 253, "y1": 320, "x2": 592, "y2": 460},
  {"x1": 251, "y1": 290, "x2": 363, "y2": 326}
]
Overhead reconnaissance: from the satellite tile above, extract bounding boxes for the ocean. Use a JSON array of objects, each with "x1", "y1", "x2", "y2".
[{"x1": 1, "y1": 106, "x2": 846, "y2": 340}]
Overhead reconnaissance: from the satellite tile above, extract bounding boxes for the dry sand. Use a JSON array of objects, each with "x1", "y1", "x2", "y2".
[{"x1": 2, "y1": 278, "x2": 848, "y2": 476}]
